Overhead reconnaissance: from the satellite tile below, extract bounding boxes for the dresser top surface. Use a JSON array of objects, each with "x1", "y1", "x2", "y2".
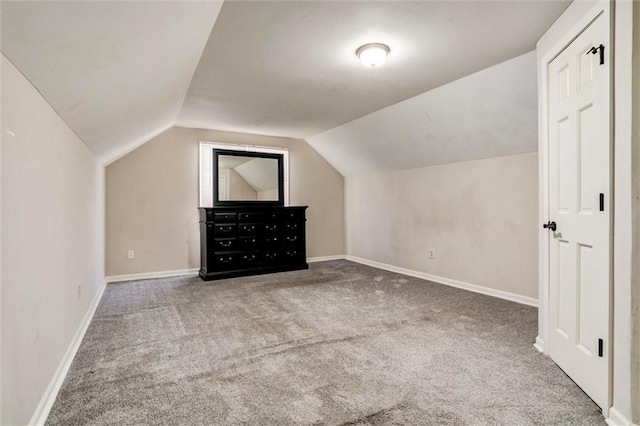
[{"x1": 199, "y1": 206, "x2": 308, "y2": 211}]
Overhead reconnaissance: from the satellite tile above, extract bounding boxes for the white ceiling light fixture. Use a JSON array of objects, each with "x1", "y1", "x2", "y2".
[{"x1": 356, "y1": 43, "x2": 390, "y2": 68}]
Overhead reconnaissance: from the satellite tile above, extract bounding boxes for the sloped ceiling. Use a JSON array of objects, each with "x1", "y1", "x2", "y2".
[
  {"x1": 177, "y1": 1, "x2": 568, "y2": 139},
  {"x1": 1, "y1": 1, "x2": 223, "y2": 163},
  {"x1": 1, "y1": 1, "x2": 570, "y2": 170},
  {"x1": 219, "y1": 157, "x2": 279, "y2": 193},
  {"x1": 307, "y1": 52, "x2": 538, "y2": 176},
  {"x1": 235, "y1": 159, "x2": 279, "y2": 193}
]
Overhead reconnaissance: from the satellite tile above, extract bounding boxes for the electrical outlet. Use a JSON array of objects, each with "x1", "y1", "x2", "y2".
[
  {"x1": 128, "y1": 250, "x2": 135, "y2": 260},
  {"x1": 429, "y1": 249, "x2": 435, "y2": 259}
]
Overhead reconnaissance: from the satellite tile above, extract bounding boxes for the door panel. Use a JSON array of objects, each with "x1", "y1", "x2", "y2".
[{"x1": 547, "y1": 12, "x2": 610, "y2": 409}]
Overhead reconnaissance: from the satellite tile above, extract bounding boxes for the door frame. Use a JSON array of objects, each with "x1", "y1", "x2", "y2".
[{"x1": 536, "y1": 0, "x2": 613, "y2": 415}]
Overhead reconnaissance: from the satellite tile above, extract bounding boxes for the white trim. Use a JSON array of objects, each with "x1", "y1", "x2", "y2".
[
  {"x1": 537, "y1": 31, "x2": 551, "y2": 355},
  {"x1": 29, "y1": 280, "x2": 107, "y2": 426},
  {"x1": 534, "y1": 336, "x2": 545, "y2": 353},
  {"x1": 345, "y1": 255, "x2": 538, "y2": 307},
  {"x1": 198, "y1": 141, "x2": 290, "y2": 207},
  {"x1": 307, "y1": 255, "x2": 345, "y2": 263},
  {"x1": 605, "y1": 406, "x2": 635, "y2": 426},
  {"x1": 106, "y1": 268, "x2": 199, "y2": 283},
  {"x1": 611, "y1": 0, "x2": 635, "y2": 418}
]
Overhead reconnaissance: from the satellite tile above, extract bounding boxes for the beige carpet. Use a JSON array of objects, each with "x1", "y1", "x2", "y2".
[{"x1": 46, "y1": 260, "x2": 605, "y2": 425}]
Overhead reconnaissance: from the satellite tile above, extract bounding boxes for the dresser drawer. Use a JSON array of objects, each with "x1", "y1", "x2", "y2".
[
  {"x1": 240, "y1": 252, "x2": 259, "y2": 266},
  {"x1": 283, "y1": 234, "x2": 301, "y2": 246},
  {"x1": 213, "y1": 224, "x2": 236, "y2": 236},
  {"x1": 213, "y1": 238, "x2": 237, "y2": 251},
  {"x1": 283, "y1": 222, "x2": 302, "y2": 232},
  {"x1": 214, "y1": 212, "x2": 237, "y2": 222},
  {"x1": 283, "y1": 248, "x2": 304, "y2": 261},
  {"x1": 282, "y1": 210, "x2": 305, "y2": 221},
  {"x1": 263, "y1": 250, "x2": 282, "y2": 264},
  {"x1": 264, "y1": 235, "x2": 282, "y2": 246},
  {"x1": 211, "y1": 253, "x2": 240, "y2": 269},
  {"x1": 239, "y1": 223, "x2": 258, "y2": 235},
  {"x1": 240, "y1": 236, "x2": 260, "y2": 250},
  {"x1": 262, "y1": 223, "x2": 279, "y2": 233},
  {"x1": 239, "y1": 212, "x2": 267, "y2": 222},
  {"x1": 265, "y1": 211, "x2": 282, "y2": 221}
]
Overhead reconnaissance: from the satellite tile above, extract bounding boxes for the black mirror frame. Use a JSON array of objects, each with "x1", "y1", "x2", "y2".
[{"x1": 212, "y1": 148, "x2": 285, "y2": 207}]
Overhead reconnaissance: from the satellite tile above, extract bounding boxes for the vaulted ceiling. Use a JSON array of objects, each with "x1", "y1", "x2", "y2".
[
  {"x1": 177, "y1": 1, "x2": 568, "y2": 139},
  {"x1": 1, "y1": 1, "x2": 223, "y2": 163},
  {"x1": 308, "y1": 51, "x2": 537, "y2": 176},
  {"x1": 1, "y1": 1, "x2": 571, "y2": 169}
]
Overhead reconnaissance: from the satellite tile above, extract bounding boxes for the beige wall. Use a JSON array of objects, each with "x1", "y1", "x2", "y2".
[
  {"x1": 228, "y1": 168, "x2": 257, "y2": 201},
  {"x1": 106, "y1": 126, "x2": 345, "y2": 276},
  {"x1": 631, "y1": 1, "x2": 640, "y2": 420},
  {"x1": 1, "y1": 55, "x2": 105, "y2": 425},
  {"x1": 258, "y1": 188, "x2": 278, "y2": 200},
  {"x1": 345, "y1": 153, "x2": 538, "y2": 299}
]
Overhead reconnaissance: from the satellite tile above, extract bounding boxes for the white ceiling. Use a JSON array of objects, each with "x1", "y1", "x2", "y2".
[
  {"x1": 219, "y1": 156, "x2": 279, "y2": 192},
  {"x1": 219, "y1": 156, "x2": 252, "y2": 169},
  {"x1": 1, "y1": 1, "x2": 570, "y2": 169},
  {"x1": 308, "y1": 51, "x2": 538, "y2": 176},
  {"x1": 177, "y1": 0, "x2": 569, "y2": 138},
  {"x1": 1, "y1": 1, "x2": 223, "y2": 163}
]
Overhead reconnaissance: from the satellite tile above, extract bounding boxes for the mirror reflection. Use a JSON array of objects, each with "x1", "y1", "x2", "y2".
[{"x1": 218, "y1": 155, "x2": 280, "y2": 201}]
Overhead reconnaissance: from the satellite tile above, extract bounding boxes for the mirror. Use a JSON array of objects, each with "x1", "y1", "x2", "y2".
[{"x1": 213, "y1": 149, "x2": 284, "y2": 206}]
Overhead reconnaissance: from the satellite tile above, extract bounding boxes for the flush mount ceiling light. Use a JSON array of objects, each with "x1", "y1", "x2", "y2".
[{"x1": 355, "y1": 43, "x2": 390, "y2": 68}]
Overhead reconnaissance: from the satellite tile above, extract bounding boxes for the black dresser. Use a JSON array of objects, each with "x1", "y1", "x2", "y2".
[{"x1": 198, "y1": 206, "x2": 308, "y2": 281}]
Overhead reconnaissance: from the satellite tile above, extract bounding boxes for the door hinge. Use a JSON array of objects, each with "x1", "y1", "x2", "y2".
[
  {"x1": 588, "y1": 44, "x2": 605, "y2": 65},
  {"x1": 599, "y1": 193, "x2": 604, "y2": 211},
  {"x1": 598, "y1": 339, "x2": 604, "y2": 357}
]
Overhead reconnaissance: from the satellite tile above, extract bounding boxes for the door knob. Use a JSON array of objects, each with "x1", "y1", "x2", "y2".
[{"x1": 543, "y1": 221, "x2": 557, "y2": 231}]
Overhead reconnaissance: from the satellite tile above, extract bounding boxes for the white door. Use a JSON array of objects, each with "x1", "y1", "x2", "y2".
[{"x1": 547, "y1": 12, "x2": 610, "y2": 408}]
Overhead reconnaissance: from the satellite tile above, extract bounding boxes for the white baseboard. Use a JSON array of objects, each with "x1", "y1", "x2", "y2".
[
  {"x1": 307, "y1": 255, "x2": 346, "y2": 263},
  {"x1": 107, "y1": 261, "x2": 348, "y2": 281},
  {"x1": 106, "y1": 268, "x2": 199, "y2": 283},
  {"x1": 534, "y1": 336, "x2": 545, "y2": 353},
  {"x1": 29, "y1": 279, "x2": 107, "y2": 426},
  {"x1": 345, "y1": 255, "x2": 538, "y2": 307},
  {"x1": 606, "y1": 406, "x2": 636, "y2": 426}
]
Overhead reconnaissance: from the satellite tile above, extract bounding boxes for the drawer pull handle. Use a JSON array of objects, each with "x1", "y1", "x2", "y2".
[
  {"x1": 220, "y1": 241, "x2": 232, "y2": 247},
  {"x1": 287, "y1": 236, "x2": 297, "y2": 242}
]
